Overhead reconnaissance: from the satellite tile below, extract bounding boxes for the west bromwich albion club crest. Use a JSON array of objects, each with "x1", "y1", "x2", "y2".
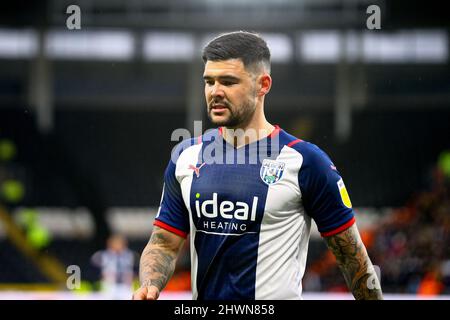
[{"x1": 260, "y1": 159, "x2": 285, "y2": 185}]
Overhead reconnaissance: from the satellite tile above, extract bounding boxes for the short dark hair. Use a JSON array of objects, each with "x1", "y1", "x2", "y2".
[{"x1": 202, "y1": 31, "x2": 271, "y2": 74}]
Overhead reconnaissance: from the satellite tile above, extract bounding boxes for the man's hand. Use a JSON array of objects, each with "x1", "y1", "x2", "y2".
[{"x1": 132, "y1": 285, "x2": 160, "y2": 300}]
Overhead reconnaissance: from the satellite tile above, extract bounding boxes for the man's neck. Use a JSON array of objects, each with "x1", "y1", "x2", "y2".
[{"x1": 222, "y1": 118, "x2": 275, "y2": 148}]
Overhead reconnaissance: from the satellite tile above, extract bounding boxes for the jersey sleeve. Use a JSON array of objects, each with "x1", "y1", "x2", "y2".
[
  {"x1": 297, "y1": 143, "x2": 355, "y2": 237},
  {"x1": 153, "y1": 157, "x2": 190, "y2": 238}
]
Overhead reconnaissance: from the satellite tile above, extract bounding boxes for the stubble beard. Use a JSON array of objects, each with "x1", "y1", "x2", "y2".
[{"x1": 208, "y1": 93, "x2": 257, "y2": 129}]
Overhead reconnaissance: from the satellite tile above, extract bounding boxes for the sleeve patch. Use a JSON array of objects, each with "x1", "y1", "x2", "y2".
[{"x1": 337, "y1": 178, "x2": 352, "y2": 209}]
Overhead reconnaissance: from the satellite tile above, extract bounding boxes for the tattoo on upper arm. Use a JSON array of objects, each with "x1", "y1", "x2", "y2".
[
  {"x1": 149, "y1": 230, "x2": 171, "y2": 245},
  {"x1": 324, "y1": 224, "x2": 383, "y2": 300}
]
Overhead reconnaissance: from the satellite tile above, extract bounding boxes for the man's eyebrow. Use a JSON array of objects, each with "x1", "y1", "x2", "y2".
[{"x1": 203, "y1": 75, "x2": 240, "y2": 81}]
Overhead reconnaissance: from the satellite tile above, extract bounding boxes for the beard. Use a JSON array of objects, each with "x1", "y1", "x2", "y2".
[{"x1": 207, "y1": 96, "x2": 256, "y2": 128}]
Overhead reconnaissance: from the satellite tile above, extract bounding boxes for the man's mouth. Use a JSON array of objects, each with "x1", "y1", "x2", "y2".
[{"x1": 210, "y1": 104, "x2": 228, "y2": 112}]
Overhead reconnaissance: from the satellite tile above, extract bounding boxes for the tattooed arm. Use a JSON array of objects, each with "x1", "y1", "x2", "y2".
[
  {"x1": 132, "y1": 226, "x2": 185, "y2": 300},
  {"x1": 324, "y1": 224, "x2": 383, "y2": 300}
]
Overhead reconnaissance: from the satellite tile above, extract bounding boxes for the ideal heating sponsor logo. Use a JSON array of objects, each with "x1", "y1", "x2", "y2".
[{"x1": 194, "y1": 192, "x2": 258, "y2": 234}]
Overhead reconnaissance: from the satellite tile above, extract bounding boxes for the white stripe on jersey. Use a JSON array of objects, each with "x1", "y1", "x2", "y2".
[
  {"x1": 189, "y1": 211, "x2": 199, "y2": 300},
  {"x1": 255, "y1": 145, "x2": 311, "y2": 300},
  {"x1": 174, "y1": 142, "x2": 203, "y2": 300},
  {"x1": 155, "y1": 183, "x2": 165, "y2": 219}
]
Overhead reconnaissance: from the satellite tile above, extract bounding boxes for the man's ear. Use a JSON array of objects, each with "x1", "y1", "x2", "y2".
[{"x1": 258, "y1": 74, "x2": 272, "y2": 97}]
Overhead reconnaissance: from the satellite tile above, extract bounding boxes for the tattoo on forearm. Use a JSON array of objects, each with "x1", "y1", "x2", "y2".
[
  {"x1": 325, "y1": 224, "x2": 383, "y2": 300},
  {"x1": 139, "y1": 230, "x2": 178, "y2": 291}
]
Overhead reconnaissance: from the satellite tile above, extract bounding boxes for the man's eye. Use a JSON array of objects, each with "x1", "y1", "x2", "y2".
[
  {"x1": 222, "y1": 81, "x2": 235, "y2": 86},
  {"x1": 205, "y1": 80, "x2": 214, "y2": 85}
]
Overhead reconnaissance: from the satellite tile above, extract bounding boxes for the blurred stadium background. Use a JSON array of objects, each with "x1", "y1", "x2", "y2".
[{"x1": 0, "y1": 0, "x2": 449, "y2": 299}]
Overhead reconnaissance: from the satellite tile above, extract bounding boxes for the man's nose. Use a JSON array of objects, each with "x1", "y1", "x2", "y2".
[{"x1": 210, "y1": 83, "x2": 225, "y2": 98}]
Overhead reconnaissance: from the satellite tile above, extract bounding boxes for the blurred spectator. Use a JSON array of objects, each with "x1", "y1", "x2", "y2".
[
  {"x1": 417, "y1": 265, "x2": 444, "y2": 296},
  {"x1": 364, "y1": 151, "x2": 449, "y2": 294},
  {"x1": 91, "y1": 234, "x2": 137, "y2": 300}
]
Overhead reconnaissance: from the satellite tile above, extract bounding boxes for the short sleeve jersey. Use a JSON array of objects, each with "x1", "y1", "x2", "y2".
[{"x1": 154, "y1": 126, "x2": 355, "y2": 300}]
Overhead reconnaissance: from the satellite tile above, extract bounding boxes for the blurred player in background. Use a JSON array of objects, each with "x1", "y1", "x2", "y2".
[
  {"x1": 91, "y1": 234, "x2": 136, "y2": 300},
  {"x1": 133, "y1": 31, "x2": 383, "y2": 300}
]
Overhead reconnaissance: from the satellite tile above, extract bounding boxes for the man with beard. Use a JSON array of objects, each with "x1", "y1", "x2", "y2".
[{"x1": 133, "y1": 31, "x2": 383, "y2": 300}]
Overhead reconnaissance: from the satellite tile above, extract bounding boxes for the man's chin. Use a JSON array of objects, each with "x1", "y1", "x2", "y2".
[
  {"x1": 209, "y1": 114, "x2": 231, "y2": 126},
  {"x1": 211, "y1": 120, "x2": 229, "y2": 127}
]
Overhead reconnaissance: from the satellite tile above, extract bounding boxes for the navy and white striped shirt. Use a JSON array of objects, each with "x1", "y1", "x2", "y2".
[{"x1": 154, "y1": 126, "x2": 355, "y2": 300}]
